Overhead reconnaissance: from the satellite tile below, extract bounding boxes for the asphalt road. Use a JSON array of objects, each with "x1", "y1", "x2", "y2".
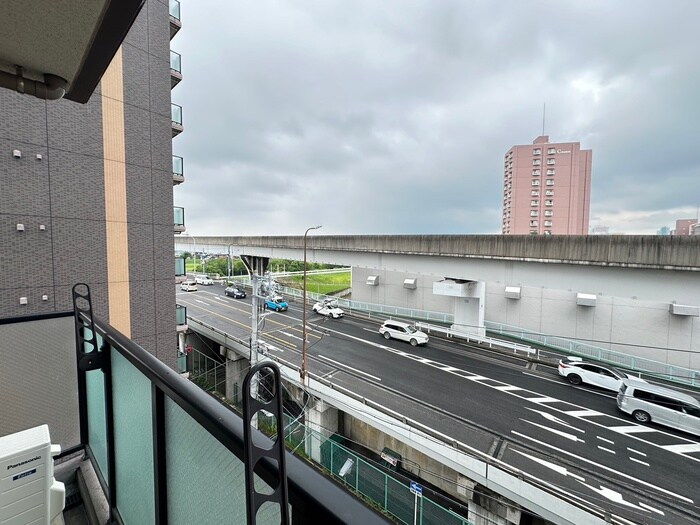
[{"x1": 178, "y1": 284, "x2": 700, "y2": 525}]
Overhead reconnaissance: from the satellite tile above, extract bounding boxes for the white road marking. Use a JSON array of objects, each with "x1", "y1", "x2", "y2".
[
  {"x1": 512, "y1": 431, "x2": 694, "y2": 504},
  {"x1": 639, "y1": 502, "x2": 665, "y2": 515},
  {"x1": 660, "y1": 443, "x2": 700, "y2": 454},
  {"x1": 279, "y1": 331, "x2": 303, "y2": 341},
  {"x1": 610, "y1": 425, "x2": 657, "y2": 434},
  {"x1": 524, "y1": 408, "x2": 585, "y2": 433},
  {"x1": 525, "y1": 396, "x2": 559, "y2": 404},
  {"x1": 214, "y1": 296, "x2": 227, "y2": 302},
  {"x1": 194, "y1": 299, "x2": 210, "y2": 305},
  {"x1": 597, "y1": 446, "x2": 616, "y2": 455},
  {"x1": 317, "y1": 355, "x2": 382, "y2": 381},
  {"x1": 564, "y1": 409, "x2": 602, "y2": 417},
  {"x1": 467, "y1": 375, "x2": 488, "y2": 381},
  {"x1": 627, "y1": 448, "x2": 646, "y2": 457},
  {"x1": 596, "y1": 436, "x2": 615, "y2": 445},
  {"x1": 494, "y1": 385, "x2": 522, "y2": 391},
  {"x1": 511, "y1": 449, "x2": 586, "y2": 482},
  {"x1": 520, "y1": 420, "x2": 585, "y2": 442},
  {"x1": 629, "y1": 457, "x2": 650, "y2": 467},
  {"x1": 580, "y1": 485, "x2": 639, "y2": 509}
]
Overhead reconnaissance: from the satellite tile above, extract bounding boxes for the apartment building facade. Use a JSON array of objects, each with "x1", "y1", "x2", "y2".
[
  {"x1": 0, "y1": 0, "x2": 184, "y2": 368},
  {"x1": 502, "y1": 135, "x2": 592, "y2": 235}
]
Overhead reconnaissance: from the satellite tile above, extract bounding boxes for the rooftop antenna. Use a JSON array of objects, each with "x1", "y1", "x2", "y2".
[{"x1": 542, "y1": 103, "x2": 546, "y2": 137}]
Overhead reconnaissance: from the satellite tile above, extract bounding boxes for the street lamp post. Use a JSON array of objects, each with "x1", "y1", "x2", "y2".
[{"x1": 301, "y1": 225, "x2": 322, "y2": 385}]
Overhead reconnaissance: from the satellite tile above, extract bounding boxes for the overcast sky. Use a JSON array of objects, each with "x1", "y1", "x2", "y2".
[{"x1": 172, "y1": 0, "x2": 700, "y2": 236}]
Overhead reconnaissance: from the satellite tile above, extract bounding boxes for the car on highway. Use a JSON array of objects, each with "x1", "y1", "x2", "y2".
[
  {"x1": 195, "y1": 275, "x2": 214, "y2": 285},
  {"x1": 312, "y1": 299, "x2": 344, "y2": 319},
  {"x1": 617, "y1": 378, "x2": 700, "y2": 435},
  {"x1": 265, "y1": 295, "x2": 288, "y2": 312},
  {"x1": 180, "y1": 280, "x2": 198, "y2": 292},
  {"x1": 558, "y1": 356, "x2": 644, "y2": 392},
  {"x1": 224, "y1": 286, "x2": 246, "y2": 299},
  {"x1": 379, "y1": 320, "x2": 428, "y2": 346}
]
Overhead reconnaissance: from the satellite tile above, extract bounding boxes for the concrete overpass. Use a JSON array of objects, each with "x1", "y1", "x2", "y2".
[{"x1": 176, "y1": 235, "x2": 700, "y2": 370}]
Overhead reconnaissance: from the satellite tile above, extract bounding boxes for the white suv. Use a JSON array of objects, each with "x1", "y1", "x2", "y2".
[
  {"x1": 379, "y1": 320, "x2": 428, "y2": 346},
  {"x1": 195, "y1": 275, "x2": 213, "y2": 285}
]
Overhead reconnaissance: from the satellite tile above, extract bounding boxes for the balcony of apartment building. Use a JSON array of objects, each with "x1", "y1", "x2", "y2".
[
  {"x1": 171, "y1": 103, "x2": 184, "y2": 137},
  {"x1": 0, "y1": 289, "x2": 390, "y2": 524},
  {"x1": 169, "y1": 0, "x2": 182, "y2": 39},
  {"x1": 173, "y1": 155, "x2": 184, "y2": 184},
  {"x1": 170, "y1": 50, "x2": 182, "y2": 88},
  {"x1": 174, "y1": 206, "x2": 185, "y2": 233}
]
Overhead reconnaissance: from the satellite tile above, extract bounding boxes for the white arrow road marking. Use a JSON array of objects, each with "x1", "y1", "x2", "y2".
[
  {"x1": 511, "y1": 450, "x2": 585, "y2": 482},
  {"x1": 214, "y1": 296, "x2": 227, "y2": 302},
  {"x1": 520, "y1": 420, "x2": 585, "y2": 442},
  {"x1": 524, "y1": 408, "x2": 586, "y2": 433},
  {"x1": 279, "y1": 331, "x2": 303, "y2": 341},
  {"x1": 513, "y1": 431, "x2": 694, "y2": 504},
  {"x1": 317, "y1": 355, "x2": 381, "y2": 381},
  {"x1": 661, "y1": 443, "x2": 700, "y2": 454},
  {"x1": 578, "y1": 484, "x2": 640, "y2": 510}
]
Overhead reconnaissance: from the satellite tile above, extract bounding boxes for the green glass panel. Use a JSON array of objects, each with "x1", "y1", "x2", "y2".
[
  {"x1": 165, "y1": 398, "x2": 280, "y2": 524},
  {"x1": 86, "y1": 332, "x2": 108, "y2": 481},
  {"x1": 112, "y1": 351, "x2": 155, "y2": 524}
]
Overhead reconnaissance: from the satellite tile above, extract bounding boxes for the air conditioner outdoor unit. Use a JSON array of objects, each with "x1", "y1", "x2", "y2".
[{"x1": 0, "y1": 425, "x2": 65, "y2": 524}]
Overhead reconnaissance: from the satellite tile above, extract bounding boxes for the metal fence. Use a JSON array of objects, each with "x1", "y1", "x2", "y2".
[
  {"x1": 485, "y1": 321, "x2": 700, "y2": 387},
  {"x1": 277, "y1": 414, "x2": 472, "y2": 525}
]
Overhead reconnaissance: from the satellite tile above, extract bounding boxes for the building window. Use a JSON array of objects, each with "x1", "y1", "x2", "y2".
[
  {"x1": 533, "y1": 148, "x2": 541, "y2": 155},
  {"x1": 547, "y1": 169, "x2": 555, "y2": 175},
  {"x1": 532, "y1": 169, "x2": 540, "y2": 176},
  {"x1": 545, "y1": 200, "x2": 553, "y2": 206},
  {"x1": 545, "y1": 190, "x2": 554, "y2": 196},
  {"x1": 530, "y1": 220, "x2": 538, "y2": 227},
  {"x1": 532, "y1": 180, "x2": 540, "y2": 186},
  {"x1": 547, "y1": 158, "x2": 555, "y2": 165},
  {"x1": 545, "y1": 179, "x2": 554, "y2": 186},
  {"x1": 544, "y1": 210, "x2": 553, "y2": 217},
  {"x1": 533, "y1": 159, "x2": 541, "y2": 166},
  {"x1": 544, "y1": 220, "x2": 552, "y2": 227},
  {"x1": 547, "y1": 148, "x2": 556, "y2": 154},
  {"x1": 531, "y1": 190, "x2": 539, "y2": 196},
  {"x1": 530, "y1": 211, "x2": 539, "y2": 217},
  {"x1": 531, "y1": 200, "x2": 539, "y2": 206}
]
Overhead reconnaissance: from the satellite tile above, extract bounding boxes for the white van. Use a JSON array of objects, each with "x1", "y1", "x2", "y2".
[
  {"x1": 379, "y1": 320, "x2": 429, "y2": 346},
  {"x1": 617, "y1": 378, "x2": 700, "y2": 436}
]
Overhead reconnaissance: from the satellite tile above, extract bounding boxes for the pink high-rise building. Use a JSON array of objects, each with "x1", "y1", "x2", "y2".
[{"x1": 502, "y1": 136, "x2": 592, "y2": 235}]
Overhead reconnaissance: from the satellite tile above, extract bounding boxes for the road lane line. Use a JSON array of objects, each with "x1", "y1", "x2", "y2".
[
  {"x1": 512, "y1": 431, "x2": 694, "y2": 504},
  {"x1": 597, "y1": 436, "x2": 615, "y2": 445},
  {"x1": 524, "y1": 408, "x2": 585, "y2": 433},
  {"x1": 609, "y1": 425, "x2": 657, "y2": 434},
  {"x1": 520, "y1": 420, "x2": 585, "y2": 442},
  {"x1": 638, "y1": 502, "x2": 664, "y2": 515},
  {"x1": 317, "y1": 355, "x2": 381, "y2": 381},
  {"x1": 525, "y1": 396, "x2": 559, "y2": 404},
  {"x1": 627, "y1": 448, "x2": 646, "y2": 457},
  {"x1": 563, "y1": 409, "x2": 602, "y2": 418},
  {"x1": 194, "y1": 299, "x2": 210, "y2": 305},
  {"x1": 629, "y1": 457, "x2": 650, "y2": 467},
  {"x1": 494, "y1": 385, "x2": 522, "y2": 391},
  {"x1": 597, "y1": 446, "x2": 616, "y2": 455},
  {"x1": 660, "y1": 443, "x2": 700, "y2": 454}
]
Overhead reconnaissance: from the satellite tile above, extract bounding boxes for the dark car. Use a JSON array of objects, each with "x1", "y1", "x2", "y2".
[{"x1": 224, "y1": 286, "x2": 246, "y2": 299}]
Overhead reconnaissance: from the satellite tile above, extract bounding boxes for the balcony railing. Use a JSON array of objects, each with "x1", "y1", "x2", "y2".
[
  {"x1": 174, "y1": 206, "x2": 185, "y2": 233},
  {"x1": 176, "y1": 304, "x2": 187, "y2": 325},
  {"x1": 11, "y1": 285, "x2": 389, "y2": 524},
  {"x1": 172, "y1": 155, "x2": 184, "y2": 184},
  {"x1": 169, "y1": 0, "x2": 181, "y2": 39},
  {"x1": 170, "y1": 51, "x2": 182, "y2": 89},
  {"x1": 175, "y1": 256, "x2": 186, "y2": 277},
  {"x1": 171, "y1": 103, "x2": 183, "y2": 137}
]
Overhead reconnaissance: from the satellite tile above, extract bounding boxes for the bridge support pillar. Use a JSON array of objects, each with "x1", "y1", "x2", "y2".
[
  {"x1": 305, "y1": 399, "x2": 338, "y2": 463},
  {"x1": 240, "y1": 255, "x2": 270, "y2": 276},
  {"x1": 434, "y1": 279, "x2": 486, "y2": 336},
  {"x1": 224, "y1": 349, "x2": 248, "y2": 404}
]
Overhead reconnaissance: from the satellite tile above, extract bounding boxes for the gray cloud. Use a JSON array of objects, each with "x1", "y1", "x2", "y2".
[{"x1": 173, "y1": 0, "x2": 700, "y2": 236}]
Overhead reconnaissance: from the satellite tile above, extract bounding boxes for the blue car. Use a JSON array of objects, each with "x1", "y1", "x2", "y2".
[{"x1": 265, "y1": 296, "x2": 288, "y2": 312}]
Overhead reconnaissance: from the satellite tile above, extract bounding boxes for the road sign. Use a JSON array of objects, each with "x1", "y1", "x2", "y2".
[{"x1": 410, "y1": 481, "x2": 423, "y2": 497}]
